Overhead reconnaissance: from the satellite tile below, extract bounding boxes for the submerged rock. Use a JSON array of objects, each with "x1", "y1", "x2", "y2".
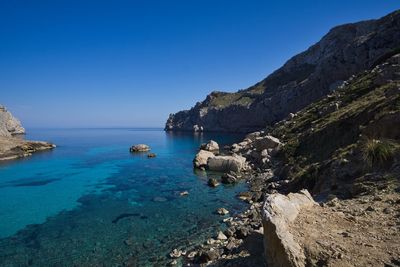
[
  {"x1": 208, "y1": 178, "x2": 220, "y2": 187},
  {"x1": 217, "y1": 208, "x2": 229, "y2": 215},
  {"x1": 147, "y1": 153, "x2": 156, "y2": 158},
  {"x1": 179, "y1": 191, "x2": 189, "y2": 196},
  {"x1": 130, "y1": 144, "x2": 150, "y2": 152}
]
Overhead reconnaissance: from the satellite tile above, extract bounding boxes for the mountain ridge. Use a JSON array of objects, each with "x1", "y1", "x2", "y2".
[{"x1": 165, "y1": 10, "x2": 400, "y2": 132}]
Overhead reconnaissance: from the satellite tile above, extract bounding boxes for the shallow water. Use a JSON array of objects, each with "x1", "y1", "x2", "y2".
[{"x1": 0, "y1": 128, "x2": 247, "y2": 266}]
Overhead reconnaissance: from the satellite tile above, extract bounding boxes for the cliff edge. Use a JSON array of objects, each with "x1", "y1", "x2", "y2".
[
  {"x1": 165, "y1": 10, "x2": 400, "y2": 133},
  {"x1": 0, "y1": 105, "x2": 55, "y2": 161}
]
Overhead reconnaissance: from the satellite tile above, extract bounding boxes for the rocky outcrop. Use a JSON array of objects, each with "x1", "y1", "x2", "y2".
[
  {"x1": 262, "y1": 190, "x2": 317, "y2": 267},
  {"x1": 207, "y1": 154, "x2": 246, "y2": 173},
  {"x1": 193, "y1": 149, "x2": 215, "y2": 168},
  {"x1": 130, "y1": 144, "x2": 151, "y2": 152},
  {"x1": 0, "y1": 105, "x2": 54, "y2": 161},
  {"x1": 0, "y1": 105, "x2": 25, "y2": 137},
  {"x1": 200, "y1": 140, "x2": 219, "y2": 152},
  {"x1": 165, "y1": 10, "x2": 400, "y2": 132}
]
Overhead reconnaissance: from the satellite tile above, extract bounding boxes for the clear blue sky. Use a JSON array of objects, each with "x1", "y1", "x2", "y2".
[{"x1": 1, "y1": 1, "x2": 398, "y2": 128}]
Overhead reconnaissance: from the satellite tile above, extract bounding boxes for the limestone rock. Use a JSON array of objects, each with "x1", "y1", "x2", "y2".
[
  {"x1": 262, "y1": 190, "x2": 317, "y2": 267},
  {"x1": 193, "y1": 149, "x2": 215, "y2": 168},
  {"x1": 217, "y1": 208, "x2": 229, "y2": 215},
  {"x1": 165, "y1": 11, "x2": 400, "y2": 132},
  {"x1": 254, "y1": 135, "x2": 282, "y2": 151},
  {"x1": 130, "y1": 144, "x2": 150, "y2": 152},
  {"x1": 216, "y1": 231, "x2": 227, "y2": 240},
  {"x1": 200, "y1": 140, "x2": 219, "y2": 152},
  {"x1": 0, "y1": 105, "x2": 25, "y2": 137},
  {"x1": 207, "y1": 154, "x2": 246, "y2": 172},
  {"x1": 221, "y1": 173, "x2": 237, "y2": 184},
  {"x1": 208, "y1": 178, "x2": 220, "y2": 187}
]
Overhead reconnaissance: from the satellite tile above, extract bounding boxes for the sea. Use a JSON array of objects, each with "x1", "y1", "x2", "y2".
[{"x1": 0, "y1": 128, "x2": 247, "y2": 266}]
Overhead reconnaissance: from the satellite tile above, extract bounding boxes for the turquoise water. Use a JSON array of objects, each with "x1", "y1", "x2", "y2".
[{"x1": 0, "y1": 128, "x2": 247, "y2": 266}]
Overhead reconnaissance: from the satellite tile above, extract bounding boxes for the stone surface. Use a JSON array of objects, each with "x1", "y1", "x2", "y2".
[
  {"x1": 221, "y1": 173, "x2": 237, "y2": 184},
  {"x1": 193, "y1": 149, "x2": 215, "y2": 168},
  {"x1": 130, "y1": 144, "x2": 150, "y2": 152},
  {"x1": 262, "y1": 190, "x2": 317, "y2": 267},
  {"x1": 254, "y1": 135, "x2": 282, "y2": 151},
  {"x1": 207, "y1": 178, "x2": 220, "y2": 187},
  {"x1": 165, "y1": 11, "x2": 400, "y2": 132},
  {"x1": 0, "y1": 105, "x2": 54, "y2": 161},
  {"x1": 0, "y1": 105, "x2": 25, "y2": 137},
  {"x1": 200, "y1": 140, "x2": 219, "y2": 152},
  {"x1": 217, "y1": 208, "x2": 229, "y2": 215},
  {"x1": 207, "y1": 154, "x2": 246, "y2": 172}
]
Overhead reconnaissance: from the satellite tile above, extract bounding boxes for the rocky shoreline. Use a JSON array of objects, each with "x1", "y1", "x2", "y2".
[
  {"x1": 0, "y1": 136, "x2": 55, "y2": 161},
  {"x1": 166, "y1": 53, "x2": 400, "y2": 266},
  {"x1": 0, "y1": 105, "x2": 55, "y2": 161}
]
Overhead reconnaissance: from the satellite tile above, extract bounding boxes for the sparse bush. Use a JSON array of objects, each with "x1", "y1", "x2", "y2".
[{"x1": 361, "y1": 138, "x2": 398, "y2": 167}]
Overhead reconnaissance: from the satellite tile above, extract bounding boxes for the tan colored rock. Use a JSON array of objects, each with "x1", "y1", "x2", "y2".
[
  {"x1": 193, "y1": 149, "x2": 215, "y2": 168},
  {"x1": 254, "y1": 135, "x2": 282, "y2": 151},
  {"x1": 207, "y1": 154, "x2": 246, "y2": 172},
  {"x1": 200, "y1": 140, "x2": 219, "y2": 152},
  {"x1": 130, "y1": 144, "x2": 150, "y2": 152},
  {"x1": 262, "y1": 190, "x2": 317, "y2": 267}
]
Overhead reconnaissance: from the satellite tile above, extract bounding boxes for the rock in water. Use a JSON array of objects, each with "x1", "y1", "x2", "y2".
[
  {"x1": 217, "y1": 208, "x2": 229, "y2": 215},
  {"x1": 147, "y1": 153, "x2": 156, "y2": 158},
  {"x1": 221, "y1": 172, "x2": 237, "y2": 184},
  {"x1": 200, "y1": 140, "x2": 219, "y2": 152},
  {"x1": 130, "y1": 144, "x2": 150, "y2": 152},
  {"x1": 193, "y1": 150, "x2": 215, "y2": 168},
  {"x1": 207, "y1": 154, "x2": 246, "y2": 172},
  {"x1": 207, "y1": 178, "x2": 220, "y2": 187},
  {"x1": 262, "y1": 190, "x2": 317, "y2": 267}
]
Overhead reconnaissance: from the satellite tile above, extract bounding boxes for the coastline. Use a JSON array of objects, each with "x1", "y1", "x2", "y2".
[{"x1": 0, "y1": 136, "x2": 55, "y2": 161}]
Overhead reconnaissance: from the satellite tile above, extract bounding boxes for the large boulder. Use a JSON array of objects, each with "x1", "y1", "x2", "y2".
[
  {"x1": 207, "y1": 154, "x2": 246, "y2": 172},
  {"x1": 262, "y1": 190, "x2": 317, "y2": 267},
  {"x1": 193, "y1": 150, "x2": 215, "y2": 168},
  {"x1": 254, "y1": 135, "x2": 282, "y2": 151},
  {"x1": 200, "y1": 140, "x2": 219, "y2": 152},
  {"x1": 130, "y1": 144, "x2": 150, "y2": 152}
]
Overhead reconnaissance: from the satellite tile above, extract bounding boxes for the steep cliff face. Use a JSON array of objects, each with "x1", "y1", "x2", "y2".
[
  {"x1": 0, "y1": 105, "x2": 25, "y2": 137},
  {"x1": 165, "y1": 10, "x2": 400, "y2": 133}
]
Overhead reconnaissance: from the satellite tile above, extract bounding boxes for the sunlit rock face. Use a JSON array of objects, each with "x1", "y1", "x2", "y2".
[
  {"x1": 165, "y1": 10, "x2": 400, "y2": 133},
  {"x1": 0, "y1": 105, "x2": 25, "y2": 137}
]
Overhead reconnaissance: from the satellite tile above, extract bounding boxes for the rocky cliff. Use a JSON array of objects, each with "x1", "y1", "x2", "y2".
[
  {"x1": 0, "y1": 105, "x2": 25, "y2": 137},
  {"x1": 178, "y1": 51, "x2": 400, "y2": 266},
  {"x1": 165, "y1": 10, "x2": 400, "y2": 133},
  {"x1": 0, "y1": 105, "x2": 54, "y2": 161}
]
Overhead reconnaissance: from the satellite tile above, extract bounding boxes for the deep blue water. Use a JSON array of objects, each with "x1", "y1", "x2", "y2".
[{"x1": 0, "y1": 128, "x2": 247, "y2": 266}]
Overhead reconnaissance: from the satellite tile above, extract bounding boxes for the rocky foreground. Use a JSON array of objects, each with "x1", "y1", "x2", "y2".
[
  {"x1": 168, "y1": 53, "x2": 400, "y2": 266},
  {"x1": 0, "y1": 105, "x2": 55, "y2": 161}
]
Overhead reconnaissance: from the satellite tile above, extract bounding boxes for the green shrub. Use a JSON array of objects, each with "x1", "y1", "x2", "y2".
[{"x1": 361, "y1": 138, "x2": 398, "y2": 167}]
